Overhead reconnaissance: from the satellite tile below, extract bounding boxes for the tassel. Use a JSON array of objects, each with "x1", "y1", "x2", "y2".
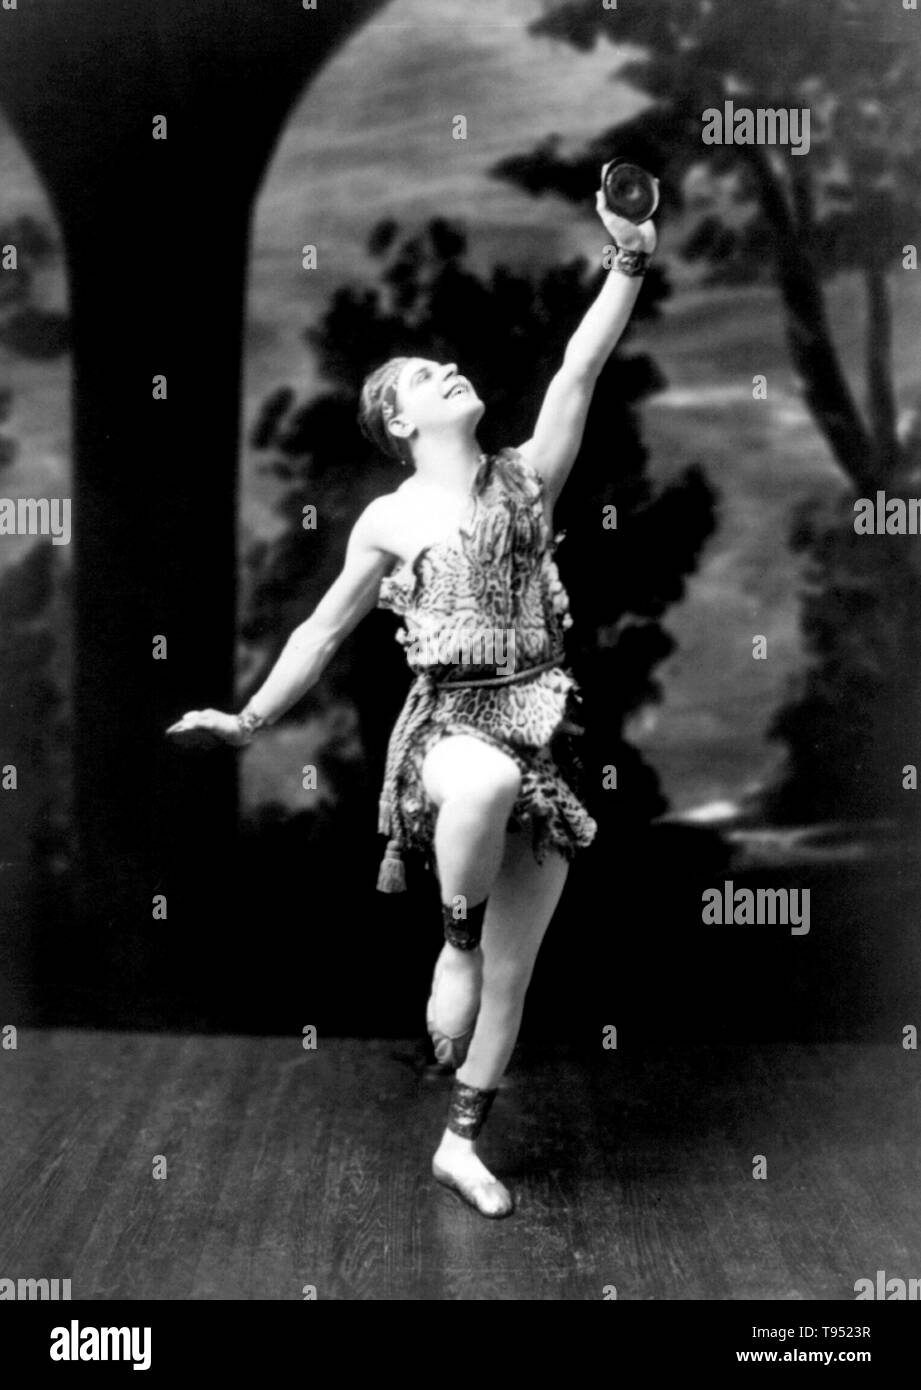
[
  {"x1": 378, "y1": 796, "x2": 392, "y2": 837},
  {"x1": 377, "y1": 837, "x2": 407, "y2": 893}
]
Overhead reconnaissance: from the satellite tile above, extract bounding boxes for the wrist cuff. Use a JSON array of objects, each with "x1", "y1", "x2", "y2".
[
  {"x1": 610, "y1": 243, "x2": 650, "y2": 278},
  {"x1": 237, "y1": 708, "x2": 268, "y2": 744}
]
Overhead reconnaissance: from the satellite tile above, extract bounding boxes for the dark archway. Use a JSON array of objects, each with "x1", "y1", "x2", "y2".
[{"x1": 0, "y1": 0, "x2": 390, "y2": 1024}]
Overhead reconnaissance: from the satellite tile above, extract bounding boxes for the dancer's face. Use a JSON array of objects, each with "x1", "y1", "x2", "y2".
[{"x1": 389, "y1": 358, "x2": 484, "y2": 455}]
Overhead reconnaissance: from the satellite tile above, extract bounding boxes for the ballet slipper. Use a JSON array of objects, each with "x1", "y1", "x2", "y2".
[{"x1": 431, "y1": 1157, "x2": 514, "y2": 1219}]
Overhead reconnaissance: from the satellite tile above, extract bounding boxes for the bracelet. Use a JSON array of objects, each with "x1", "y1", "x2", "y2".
[
  {"x1": 610, "y1": 242, "x2": 650, "y2": 278},
  {"x1": 236, "y1": 707, "x2": 268, "y2": 745}
]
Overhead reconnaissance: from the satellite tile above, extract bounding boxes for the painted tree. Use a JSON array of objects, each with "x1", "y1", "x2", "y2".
[
  {"x1": 243, "y1": 216, "x2": 716, "y2": 864},
  {"x1": 0, "y1": 217, "x2": 71, "y2": 1017},
  {"x1": 0, "y1": 216, "x2": 71, "y2": 865},
  {"x1": 0, "y1": 387, "x2": 14, "y2": 472},
  {"x1": 496, "y1": 0, "x2": 921, "y2": 825},
  {"x1": 0, "y1": 214, "x2": 68, "y2": 358}
]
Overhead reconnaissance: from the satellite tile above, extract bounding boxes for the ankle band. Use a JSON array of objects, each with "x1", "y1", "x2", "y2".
[
  {"x1": 446, "y1": 1080, "x2": 498, "y2": 1139},
  {"x1": 441, "y1": 897, "x2": 487, "y2": 951}
]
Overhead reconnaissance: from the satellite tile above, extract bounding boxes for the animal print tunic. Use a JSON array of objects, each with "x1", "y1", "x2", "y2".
[{"x1": 375, "y1": 447, "x2": 598, "y2": 892}]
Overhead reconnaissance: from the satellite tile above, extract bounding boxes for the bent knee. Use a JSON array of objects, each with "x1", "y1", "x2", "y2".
[
  {"x1": 465, "y1": 762, "x2": 521, "y2": 810},
  {"x1": 423, "y1": 735, "x2": 522, "y2": 809}
]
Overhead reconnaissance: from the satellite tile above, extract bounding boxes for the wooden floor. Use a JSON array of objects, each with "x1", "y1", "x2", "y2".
[{"x1": 1, "y1": 1032, "x2": 919, "y2": 1300}]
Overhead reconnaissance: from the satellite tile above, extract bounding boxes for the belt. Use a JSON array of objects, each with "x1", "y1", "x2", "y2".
[{"x1": 435, "y1": 656, "x2": 559, "y2": 690}]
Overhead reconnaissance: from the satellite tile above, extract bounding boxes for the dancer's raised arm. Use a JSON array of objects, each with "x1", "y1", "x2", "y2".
[
  {"x1": 516, "y1": 182, "x2": 657, "y2": 509},
  {"x1": 166, "y1": 497, "x2": 395, "y2": 748}
]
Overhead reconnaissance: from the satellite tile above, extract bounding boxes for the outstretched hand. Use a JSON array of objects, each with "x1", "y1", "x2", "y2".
[
  {"x1": 595, "y1": 175, "x2": 657, "y2": 256},
  {"x1": 165, "y1": 709, "x2": 247, "y2": 749}
]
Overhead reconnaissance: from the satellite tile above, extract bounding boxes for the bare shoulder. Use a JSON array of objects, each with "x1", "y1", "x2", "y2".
[{"x1": 350, "y1": 491, "x2": 405, "y2": 559}]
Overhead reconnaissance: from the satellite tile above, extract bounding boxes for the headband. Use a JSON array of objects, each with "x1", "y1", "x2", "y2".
[{"x1": 379, "y1": 359, "x2": 411, "y2": 461}]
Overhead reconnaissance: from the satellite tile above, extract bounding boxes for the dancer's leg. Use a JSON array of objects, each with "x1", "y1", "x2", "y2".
[
  {"x1": 458, "y1": 835, "x2": 568, "y2": 1091},
  {"x1": 421, "y1": 734, "x2": 522, "y2": 1038},
  {"x1": 432, "y1": 829, "x2": 569, "y2": 1213}
]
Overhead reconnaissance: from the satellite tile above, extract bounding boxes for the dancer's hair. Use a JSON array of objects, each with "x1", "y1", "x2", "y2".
[{"x1": 357, "y1": 356, "x2": 414, "y2": 464}]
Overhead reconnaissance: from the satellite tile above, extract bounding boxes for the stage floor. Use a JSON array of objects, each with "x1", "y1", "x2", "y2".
[{"x1": 1, "y1": 1033, "x2": 918, "y2": 1300}]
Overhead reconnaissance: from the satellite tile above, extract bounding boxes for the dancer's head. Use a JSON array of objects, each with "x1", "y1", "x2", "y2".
[{"x1": 358, "y1": 355, "x2": 484, "y2": 467}]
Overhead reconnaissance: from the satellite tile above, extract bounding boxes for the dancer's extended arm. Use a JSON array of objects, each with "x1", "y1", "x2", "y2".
[
  {"x1": 166, "y1": 498, "x2": 394, "y2": 747},
  {"x1": 517, "y1": 187, "x2": 658, "y2": 508}
]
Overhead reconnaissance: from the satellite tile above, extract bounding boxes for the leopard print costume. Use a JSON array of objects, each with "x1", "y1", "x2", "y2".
[{"x1": 375, "y1": 447, "x2": 598, "y2": 891}]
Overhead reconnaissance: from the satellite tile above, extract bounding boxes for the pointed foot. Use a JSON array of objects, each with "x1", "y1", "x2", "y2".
[{"x1": 431, "y1": 1156, "x2": 514, "y2": 1219}]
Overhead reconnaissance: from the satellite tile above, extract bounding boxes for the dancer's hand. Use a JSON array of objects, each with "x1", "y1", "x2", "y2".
[
  {"x1": 165, "y1": 709, "x2": 247, "y2": 748},
  {"x1": 595, "y1": 179, "x2": 657, "y2": 256}
]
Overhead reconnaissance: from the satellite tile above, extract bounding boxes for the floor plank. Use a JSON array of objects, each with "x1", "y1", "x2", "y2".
[{"x1": 1, "y1": 1032, "x2": 919, "y2": 1299}]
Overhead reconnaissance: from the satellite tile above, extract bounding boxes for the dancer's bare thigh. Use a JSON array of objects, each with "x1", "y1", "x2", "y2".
[{"x1": 421, "y1": 732, "x2": 522, "y2": 810}]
